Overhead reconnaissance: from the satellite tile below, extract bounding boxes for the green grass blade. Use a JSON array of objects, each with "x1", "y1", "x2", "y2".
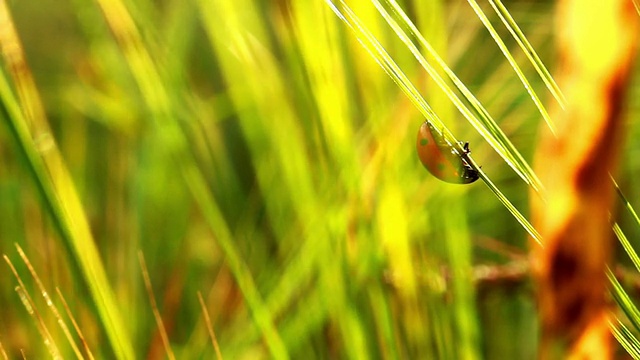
[
  {"x1": 325, "y1": 0, "x2": 441, "y2": 123},
  {"x1": 85, "y1": 0, "x2": 288, "y2": 357},
  {"x1": 487, "y1": 0, "x2": 566, "y2": 108},
  {"x1": 613, "y1": 223, "x2": 640, "y2": 272},
  {"x1": 610, "y1": 317, "x2": 640, "y2": 359},
  {"x1": 473, "y1": 161, "x2": 542, "y2": 244},
  {"x1": 0, "y1": 2, "x2": 134, "y2": 356},
  {"x1": 611, "y1": 176, "x2": 640, "y2": 271},
  {"x1": 443, "y1": 198, "x2": 481, "y2": 359},
  {"x1": 613, "y1": 175, "x2": 640, "y2": 227},
  {"x1": 608, "y1": 269, "x2": 640, "y2": 334},
  {"x1": 326, "y1": 0, "x2": 541, "y2": 245},
  {"x1": 374, "y1": 0, "x2": 544, "y2": 193},
  {"x1": 0, "y1": 54, "x2": 134, "y2": 360},
  {"x1": 466, "y1": 0, "x2": 556, "y2": 135}
]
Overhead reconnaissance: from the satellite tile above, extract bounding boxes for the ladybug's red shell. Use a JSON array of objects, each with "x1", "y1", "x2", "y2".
[{"x1": 416, "y1": 122, "x2": 479, "y2": 184}]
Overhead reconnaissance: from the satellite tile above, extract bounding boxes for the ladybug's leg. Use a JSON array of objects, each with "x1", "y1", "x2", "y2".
[{"x1": 461, "y1": 142, "x2": 475, "y2": 170}]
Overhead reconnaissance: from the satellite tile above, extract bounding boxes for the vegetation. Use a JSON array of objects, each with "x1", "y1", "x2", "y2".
[{"x1": 0, "y1": 0, "x2": 638, "y2": 358}]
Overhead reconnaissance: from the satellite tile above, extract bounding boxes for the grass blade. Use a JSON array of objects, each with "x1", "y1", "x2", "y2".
[
  {"x1": 608, "y1": 269, "x2": 640, "y2": 335},
  {"x1": 87, "y1": 0, "x2": 288, "y2": 357},
  {"x1": 487, "y1": 0, "x2": 566, "y2": 108},
  {"x1": 378, "y1": 0, "x2": 543, "y2": 192},
  {"x1": 610, "y1": 317, "x2": 640, "y2": 359},
  {"x1": 0, "y1": 2, "x2": 134, "y2": 357},
  {"x1": 325, "y1": 0, "x2": 541, "y2": 244},
  {"x1": 466, "y1": 0, "x2": 556, "y2": 135}
]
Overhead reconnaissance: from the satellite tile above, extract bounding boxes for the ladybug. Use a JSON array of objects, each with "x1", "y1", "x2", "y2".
[{"x1": 416, "y1": 122, "x2": 479, "y2": 184}]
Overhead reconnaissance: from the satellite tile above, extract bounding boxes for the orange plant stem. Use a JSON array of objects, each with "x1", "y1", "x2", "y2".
[{"x1": 532, "y1": 0, "x2": 638, "y2": 358}]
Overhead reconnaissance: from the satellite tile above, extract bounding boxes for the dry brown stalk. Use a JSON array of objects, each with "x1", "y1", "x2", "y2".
[{"x1": 532, "y1": 0, "x2": 638, "y2": 358}]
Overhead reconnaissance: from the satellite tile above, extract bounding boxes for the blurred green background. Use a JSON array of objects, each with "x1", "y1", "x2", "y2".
[{"x1": 0, "y1": 0, "x2": 639, "y2": 358}]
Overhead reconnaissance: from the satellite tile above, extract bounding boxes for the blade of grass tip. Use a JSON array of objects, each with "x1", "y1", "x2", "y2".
[
  {"x1": 375, "y1": 0, "x2": 544, "y2": 193},
  {"x1": 93, "y1": 0, "x2": 287, "y2": 356},
  {"x1": 607, "y1": 268, "x2": 640, "y2": 334},
  {"x1": 610, "y1": 317, "x2": 640, "y2": 359},
  {"x1": 465, "y1": 0, "x2": 556, "y2": 135},
  {"x1": 56, "y1": 288, "x2": 96, "y2": 360},
  {"x1": 4, "y1": 255, "x2": 61, "y2": 359},
  {"x1": 0, "y1": 2, "x2": 134, "y2": 358},
  {"x1": 15, "y1": 244, "x2": 85, "y2": 360},
  {"x1": 612, "y1": 175, "x2": 640, "y2": 225},
  {"x1": 613, "y1": 223, "x2": 640, "y2": 272},
  {"x1": 487, "y1": 0, "x2": 567, "y2": 108},
  {"x1": 138, "y1": 251, "x2": 175, "y2": 360},
  {"x1": 197, "y1": 292, "x2": 223, "y2": 360}
]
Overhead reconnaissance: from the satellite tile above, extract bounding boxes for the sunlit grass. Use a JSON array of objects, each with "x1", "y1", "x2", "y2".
[{"x1": 0, "y1": 0, "x2": 638, "y2": 358}]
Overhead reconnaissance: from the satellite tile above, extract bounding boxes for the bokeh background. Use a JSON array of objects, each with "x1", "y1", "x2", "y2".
[{"x1": 0, "y1": 0, "x2": 639, "y2": 358}]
